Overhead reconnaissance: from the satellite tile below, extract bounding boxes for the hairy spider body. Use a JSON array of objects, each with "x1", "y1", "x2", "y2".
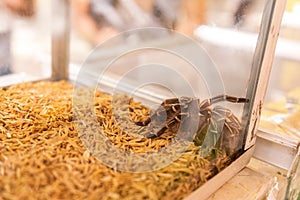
[{"x1": 135, "y1": 95, "x2": 248, "y2": 154}]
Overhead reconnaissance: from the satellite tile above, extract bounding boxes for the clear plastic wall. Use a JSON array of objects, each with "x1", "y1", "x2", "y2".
[{"x1": 0, "y1": 0, "x2": 288, "y2": 199}]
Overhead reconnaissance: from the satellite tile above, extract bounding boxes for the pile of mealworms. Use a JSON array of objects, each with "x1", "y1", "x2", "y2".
[{"x1": 0, "y1": 81, "x2": 234, "y2": 200}]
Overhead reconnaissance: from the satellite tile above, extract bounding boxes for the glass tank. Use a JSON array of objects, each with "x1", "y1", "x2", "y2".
[
  {"x1": 256, "y1": 1, "x2": 300, "y2": 199},
  {"x1": 261, "y1": 0, "x2": 300, "y2": 140},
  {"x1": 0, "y1": 0, "x2": 287, "y2": 199}
]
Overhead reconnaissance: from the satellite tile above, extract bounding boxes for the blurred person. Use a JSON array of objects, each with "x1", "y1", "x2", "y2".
[
  {"x1": 0, "y1": 0, "x2": 35, "y2": 76},
  {"x1": 0, "y1": 1, "x2": 12, "y2": 75},
  {"x1": 4, "y1": 0, "x2": 35, "y2": 16},
  {"x1": 233, "y1": 0, "x2": 253, "y2": 26},
  {"x1": 72, "y1": 0, "x2": 206, "y2": 45}
]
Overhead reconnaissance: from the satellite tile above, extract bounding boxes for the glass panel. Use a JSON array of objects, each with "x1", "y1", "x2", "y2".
[
  {"x1": 287, "y1": 154, "x2": 300, "y2": 200},
  {"x1": 0, "y1": 0, "x2": 286, "y2": 199},
  {"x1": 69, "y1": 0, "x2": 283, "y2": 198},
  {"x1": 70, "y1": 0, "x2": 280, "y2": 160},
  {"x1": 260, "y1": 0, "x2": 300, "y2": 141}
]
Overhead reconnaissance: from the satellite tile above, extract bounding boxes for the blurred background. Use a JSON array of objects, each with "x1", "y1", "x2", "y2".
[
  {"x1": 1, "y1": 0, "x2": 300, "y2": 198},
  {"x1": 0, "y1": 0, "x2": 299, "y2": 121},
  {"x1": 1, "y1": 0, "x2": 300, "y2": 131},
  {"x1": 0, "y1": 0, "x2": 299, "y2": 95}
]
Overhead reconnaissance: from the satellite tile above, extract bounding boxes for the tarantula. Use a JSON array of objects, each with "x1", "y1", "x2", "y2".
[{"x1": 135, "y1": 95, "x2": 248, "y2": 154}]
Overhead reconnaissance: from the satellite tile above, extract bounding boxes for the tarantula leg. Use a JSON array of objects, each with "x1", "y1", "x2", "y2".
[
  {"x1": 199, "y1": 95, "x2": 248, "y2": 118},
  {"x1": 210, "y1": 106, "x2": 243, "y2": 155},
  {"x1": 135, "y1": 118, "x2": 151, "y2": 126},
  {"x1": 147, "y1": 103, "x2": 198, "y2": 139},
  {"x1": 134, "y1": 98, "x2": 181, "y2": 127},
  {"x1": 145, "y1": 113, "x2": 182, "y2": 138},
  {"x1": 137, "y1": 96, "x2": 197, "y2": 138},
  {"x1": 199, "y1": 99, "x2": 212, "y2": 118},
  {"x1": 210, "y1": 95, "x2": 249, "y2": 104},
  {"x1": 161, "y1": 97, "x2": 181, "y2": 106},
  {"x1": 145, "y1": 127, "x2": 167, "y2": 139},
  {"x1": 134, "y1": 105, "x2": 166, "y2": 126}
]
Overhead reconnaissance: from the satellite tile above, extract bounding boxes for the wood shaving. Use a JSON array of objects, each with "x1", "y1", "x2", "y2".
[{"x1": 0, "y1": 81, "x2": 236, "y2": 200}]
